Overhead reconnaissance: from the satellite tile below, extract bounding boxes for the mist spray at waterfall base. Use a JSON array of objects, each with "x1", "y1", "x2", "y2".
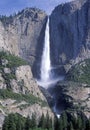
[
  {"x1": 36, "y1": 17, "x2": 64, "y2": 118},
  {"x1": 36, "y1": 17, "x2": 64, "y2": 89}
]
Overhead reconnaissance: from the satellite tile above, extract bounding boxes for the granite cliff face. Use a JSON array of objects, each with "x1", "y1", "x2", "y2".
[
  {"x1": 0, "y1": 0, "x2": 90, "y2": 128},
  {"x1": 51, "y1": 81, "x2": 90, "y2": 118},
  {"x1": 0, "y1": 8, "x2": 47, "y2": 66},
  {"x1": 0, "y1": 52, "x2": 54, "y2": 129},
  {"x1": 50, "y1": 0, "x2": 90, "y2": 74},
  {"x1": 0, "y1": 8, "x2": 54, "y2": 130},
  {"x1": 0, "y1": 1, "x2": 89, "y2": 76},
  {"x1": 47, "y1": 0, "x2": 90, "y2": 119}
]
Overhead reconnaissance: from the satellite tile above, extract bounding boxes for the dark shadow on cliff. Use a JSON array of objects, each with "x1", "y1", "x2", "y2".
[
  {"x1": 49, "y1": 0, "x2": 89, "y2": 74},
  {"x1": 47, "y1": 84, "x2": 73, "y2": 114},
  {"x1": 32, "y1": 17, "x2": 48, "y2": 79}
]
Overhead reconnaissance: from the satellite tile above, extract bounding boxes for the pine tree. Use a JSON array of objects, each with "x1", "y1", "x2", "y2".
[
  {"x1": 25, "y1": 116, "x2": 31, "y2": 130},
  {"x1": 82, "y1": 115, "x2": 86, "y2": 130},
  {"x1": 59, "y1": 119, "x2": 63, "y2": 130},
  {"x1": 31, "y1": 113, "x2": 37, "y2": 128},
  {"x1": 2, "y1": 116, "x2": 9, "y2": 130},
  {"x1": 38, "y1": 114, "x2": 46, "y2": 128},
  {"x1": 54, "y1": 117, "x2": 60, "y2": 130},
  {"x1": 86, "y1": 118, "x2": 90, "y2": 130},
  {"x1": 69, "y1": 122, "x2": 74, "y2": 130},
  {"x1": 45, "y1": 112, "x2": 51, "y2": 129},
  {"x1": 77, "y1": 115, "x2": 83, "y2": 130},
  {"x1": 8, "y1": 114, "x2": 16, "y2": 130},
  {"x1": 62, "y1": 112, "x2": 68, "y2": 129},
  {"x1": 16, "y1": 117, "x2": 22, "y2": 130}
]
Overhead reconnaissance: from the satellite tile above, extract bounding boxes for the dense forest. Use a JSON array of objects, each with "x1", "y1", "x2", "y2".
[{"x1": 2, "y1": 111, "x2": 90, "y2": 130}]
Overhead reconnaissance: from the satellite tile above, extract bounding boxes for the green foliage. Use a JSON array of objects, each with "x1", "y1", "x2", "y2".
[
  {"x1": 66, "y1": 59, "x2": 90, "y2": 84},
  {"x1": 38, "y1": 114, "x2": 46, "y2": 128},
  {"x1": 54, "y1": 111, "x2": 90, "y2": 130},
  {"x1": 38, "y1": 112, "x2": 52, "y2": 130},
  {"x1": 2, "y1": 113, "x2": 26, "y2": 130},
  {"x1": 2, "y1": 113, "x2": 52, "y2": 130},
  {"x1": 41, "y1": 101, "x2": 48, "y2": 107},
  {"x1": 0, "y1": 51, "x2": 28, "y2": 85},
  {"x1": 45, "y1": 112, "x2": 52, "y2": 129},
  {"x1": 0, "y1": 51, "x2": 27, "y2": 68},
  {"x1": 2, "y1": 73, "x2": 16, "y2": 88},
  {"x1": 17, "y1": 103, "x2": 30, "y2": 110},
  {"x1": 69, "y1": 122, "x2": 74, "y2": 130},
  {"x1": 24, "y1": 116, "x2": 31, "y2": 130},
  {"x1": 2, "y1": 112, "x2": 90, "y2": 130},
  {"x1": 55, "y1": 112, "x2": 68, "y2": 130},
  {"x1": 0, "y1": 14, "x2": 16, "y2": 26},
  {"x1": 4, "y1": 73, "x2": 16, "y2": 80},
  {"x1": 2, "y1": 116, "x2": 9, "y2": 130},
  {"x1": 0, "y1": 89, "x2": 47, "y2": 106},
  {"x1": 30, "y1": 114, "x2": 37, "y2": 128},
  {"x1": 62, "y1": 111, "x2": 68, "y2": 128}
]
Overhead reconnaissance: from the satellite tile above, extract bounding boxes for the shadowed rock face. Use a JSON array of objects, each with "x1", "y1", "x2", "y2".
[
  {"x1": 0, "y1": 8, "x2": 47, "y2": 67},
  {"x1": 53, "y1": 81, "x2": 90, "y2": 118},
  {"x1": 0, "y1": 10, "x2": 54, "y2": 129},
  {"x1": 0, "y1": 0, "x2": 89, "y2": 78},
  {"x1": 0, "y1": 52, "x2": 54, "y2": 130},
  {"x1": 44, "y1": 0, "x2": 90, "y2": 118},
  {"x1": 50, "y1": 0, "x2": 90, "y2": 75},
  {"x1": 0, "y1": 8, "x2": 48, "y2": 79}
]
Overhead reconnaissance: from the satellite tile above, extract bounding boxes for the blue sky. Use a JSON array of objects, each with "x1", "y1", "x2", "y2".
[{"x1": 0, "y1": 0, "x2": 73, "y2": 15}]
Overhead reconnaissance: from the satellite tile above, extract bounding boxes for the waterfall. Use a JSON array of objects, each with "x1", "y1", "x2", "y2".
[
  {"x1": 37, "y1": 17, "x2": 64, "y2": 88},
  {"x1": 41, "y1": 17, "x2": 51, "y2": 82},
  {"x1": 36, "y1": 17, "x2": 51, "y2": 88},
  {"x1": 36, "y1": 17, "x2": 65, "y2": 116}
]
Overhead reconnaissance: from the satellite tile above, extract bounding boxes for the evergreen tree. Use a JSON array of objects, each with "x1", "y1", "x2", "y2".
[
  {"x1": 31, "y1": 113, "x2": 37, "y2": 128},
  {"x1": 61, "y1": 112, "x2": 68, "y2": 129},
  {"x1": 2, "y1": 116, "x2": 9, "y2": 130},
  {"x1": 45, "y1": 112, "x2": 52, "y2": 129},
  {"x1": 71, "y1": 116, "x2": 77, "y2": 130},
  {"x1": 77, "y1": 115, "x2": 83, "y2": 130},
  {"x1": 38, "y1": 114, "x2": 46, "y2": 128},
  {"x1": 16, "y1": 117, "x2": 22, "y2": 130},
  {"x1": 69, "y1": 122, "x2": 74, "y2": 130},
  {"x1": 8, "y1": 114, "x2": 16, "y2": 130},
  {"x1": 54, "y1": 117, "x2": 60, "y2": 130},
  {"x1": 86, "y1": 118, "x2": 90, "y2": 130},
  {"x1": 24, "y1": 116, "x2": 31, "y2": 130},
  {"x1": 82, "y1": 115, "x2": 86, "y2": 130},
  {"x1": 59, "y1": 119, "x2": 63, "y2": 130}
]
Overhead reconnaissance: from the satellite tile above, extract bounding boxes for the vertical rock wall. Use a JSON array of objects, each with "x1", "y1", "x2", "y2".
[{"x1": 50, "y1": 0, "x2": 90, "y2": 74}]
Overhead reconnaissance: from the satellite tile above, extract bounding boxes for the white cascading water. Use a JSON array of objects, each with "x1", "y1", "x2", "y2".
[
  {"x1": 41, "y1": 17, "x2": 51, "y2": 82},
  {"x1": 37, "y1": 17, "x2": 51, "y2": 88},
  {"x1": 37, "y1": 17, "x2": 64, "y2": 88},
  {"x1": 37, "y1": 17, "x2": 64, "y2": 117}
]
